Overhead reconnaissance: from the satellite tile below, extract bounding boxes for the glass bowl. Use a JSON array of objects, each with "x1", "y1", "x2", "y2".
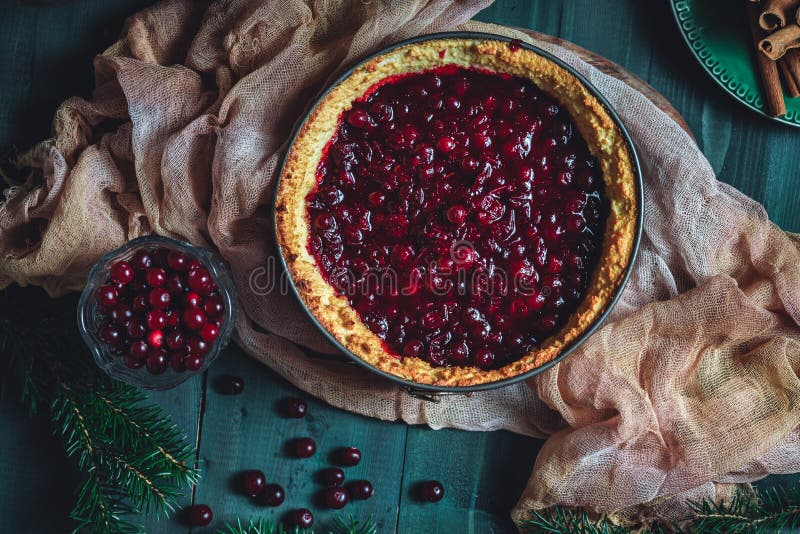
[{"x1": 77, "y1": 235, "x2": 237, "y2": 390}]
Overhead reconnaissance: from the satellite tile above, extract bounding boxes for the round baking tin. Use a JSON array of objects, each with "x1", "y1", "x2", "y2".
[{"x1": 274, "y1": 32, "x2": 644, "y2": 398}]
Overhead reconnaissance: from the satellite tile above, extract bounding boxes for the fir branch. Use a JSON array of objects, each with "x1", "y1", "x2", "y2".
[
  {"x1": 216, "y1": 515, "x2": 376, "y2": 534},
  {"x1": 0, "y1": 289, "x2": 199, "y2": 533},
  {"x1": 330, "y1": 515, "x2": 377, "y2": 534},
  {"x1": 90, "y1": 384, "x2": 198, "y2": 485},
  {"x1": 689, "y1": 486, "x2": 800, "y2": 533},
  {"x1": 521, "y1": 507, "x2": 630, "y2": 534}
]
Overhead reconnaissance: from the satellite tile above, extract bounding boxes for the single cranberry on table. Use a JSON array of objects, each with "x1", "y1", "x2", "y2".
[
  {"x1": 292, "y1": 437, "x2": 317, "y2": 458},
  {"x1": 241, "y1": 469, "x2": 266, "y2": 497},
  {"x1": 320, "y1": 467, "x2": 345, "y2": 487},
  {"x1": 280, "y1": 397, "x2": 307, "y2": 418},
  {"x1": 287, "y1": 509, "x2": 314, "y2": 528},
  {"x1": 257, "y1": 483, "x2": 285, "y2": 507},
  {"x1": 337, "y1": 446, "x2": 362, "y2": 467},
  {"x1": 419, "y1": 480, "x2": 445, "y2": 502},
  {"x1": 215, "y1": 375, "x2": 245, "y2": 395},
  {"x1": 322, "y1": 486, "x2": 349, "y2": 509},
  {"x1": 186, "y1": 504, "x2": 213, "y2": 526},
  {"x1": 348, "y1": 480, "x2": 374, "y2": 500}
]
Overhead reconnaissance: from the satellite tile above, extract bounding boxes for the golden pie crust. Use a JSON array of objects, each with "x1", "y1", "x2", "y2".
[{"x1": 275, "y1": 37, "x2": 638, "y2": 387}]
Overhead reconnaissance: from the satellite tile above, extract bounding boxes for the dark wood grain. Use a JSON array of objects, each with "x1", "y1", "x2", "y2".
[{"x1": 518, "y1": 28, "x2": 694, "y2": 136}]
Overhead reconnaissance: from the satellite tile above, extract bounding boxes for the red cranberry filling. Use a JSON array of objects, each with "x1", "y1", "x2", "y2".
[{"x1": 306, "y1": 66, "x2": 607, "y2": 369}]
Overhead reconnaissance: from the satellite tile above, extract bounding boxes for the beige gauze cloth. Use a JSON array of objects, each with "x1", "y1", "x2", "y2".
[{"x1": 2, "y1": 0, "x2": 800, "y2": 528}]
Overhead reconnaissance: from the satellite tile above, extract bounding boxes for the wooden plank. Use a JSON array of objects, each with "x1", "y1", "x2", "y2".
[
  {"x1": 474, "y1": 0, "x2": 564, "y2": 36},
  {"x1": 396, "y1": 426, "x2": 543, "y2": 533},
  {"x1": 190, "y1": 346, "x2": 407, "y2": 532},
  {"x1": 144, "y1": 378, "x2": 203, "y2": 533},
  {"x1": 0, "y1": 402, "x2": 77, "y2": 533},
  {"x1": 0, "y1": 0, "x2": 155, "y2": 150}
]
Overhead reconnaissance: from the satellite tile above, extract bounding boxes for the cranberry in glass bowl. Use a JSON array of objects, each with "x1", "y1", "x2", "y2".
[{"x1": 78, "y1": 235, "x2": 236, "y2": 390}]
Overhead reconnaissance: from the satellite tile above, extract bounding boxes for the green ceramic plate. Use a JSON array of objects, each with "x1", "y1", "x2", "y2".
[{"x1": 671, "y1": 0, "x2": 800, "y2": 126}]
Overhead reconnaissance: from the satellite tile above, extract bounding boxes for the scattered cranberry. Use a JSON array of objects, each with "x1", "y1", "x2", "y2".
[
  {"x1": 241, "y1": 470, "x2": 266, "y2": 497},
  {"x1": 216, "y1": 375, "x2": 244, "y2": 395},
  {"x1": 338, "y1": 447, "x2": 361, "y2": 467},
  {"x1": 109, "y1": 260, "x2": 134, "y2": 284},
  {"x1": 292, "y1": 438, "x2": 316, "y2": 458},
  {"x1": 257, "y1": 483, "x2": 285, "y2": 507},
  {"x1": 288, "y1": 509, "x2": 313, "y2": 528},
  {"x1": 187, "y1": 504, "x2": 213, "y2": 526},
  {"x1": 420, "y1": 480, "x2": 444, "y2": 502},
  {"x1": 321, "y1": 467, "x2": 345, "y2": 487},
  {"x1": 281, "y1": 398, "x2": 307, "y2": 418},
  {"x1": 322, "y1": 486, "x2": 348, "y2": 509},
  {"x1": 348, "y1": 480, "x2": 374, "y2": 500}
]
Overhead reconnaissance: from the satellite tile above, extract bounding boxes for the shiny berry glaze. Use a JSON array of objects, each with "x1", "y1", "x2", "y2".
[{"x1": 306, "y1": 66, "x2": 607, "y2": 369}]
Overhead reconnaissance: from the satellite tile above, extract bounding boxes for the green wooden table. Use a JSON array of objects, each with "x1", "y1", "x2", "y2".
[{"x1": 1, "y1": 1, "x2": 799, "y2": 533}]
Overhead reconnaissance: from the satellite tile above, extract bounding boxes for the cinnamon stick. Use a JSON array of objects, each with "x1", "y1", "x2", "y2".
[
  {"x1": 758, "y1": 0, "x2": 800, "y2": 31},
  {"x1": 747, "y1": 3, "x2": 787, "y2": 116},
  {"x1": 778, "y1": 57, "x2": 800, "y2": 96},
  {"x1": 782, "y1": 50, "x2": 800, "y2": 94},
  {"x1": 759, "y1": 23, "x2": 800, "y2": 60}
]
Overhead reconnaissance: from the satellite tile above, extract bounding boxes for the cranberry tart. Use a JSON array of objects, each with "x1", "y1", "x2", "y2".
[{"x1": 275, "y1": 35, "x2": 638, "y2": 387}]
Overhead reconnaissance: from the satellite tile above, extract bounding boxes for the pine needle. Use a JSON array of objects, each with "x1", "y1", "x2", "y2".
[{"x1": 1, "y1": 289, "x2": 200, "y2": 533}]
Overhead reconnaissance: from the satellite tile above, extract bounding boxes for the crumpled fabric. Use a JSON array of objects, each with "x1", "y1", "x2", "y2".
[{"x1": 2, "y1": 0, "x2": 799, "y2": 528}]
